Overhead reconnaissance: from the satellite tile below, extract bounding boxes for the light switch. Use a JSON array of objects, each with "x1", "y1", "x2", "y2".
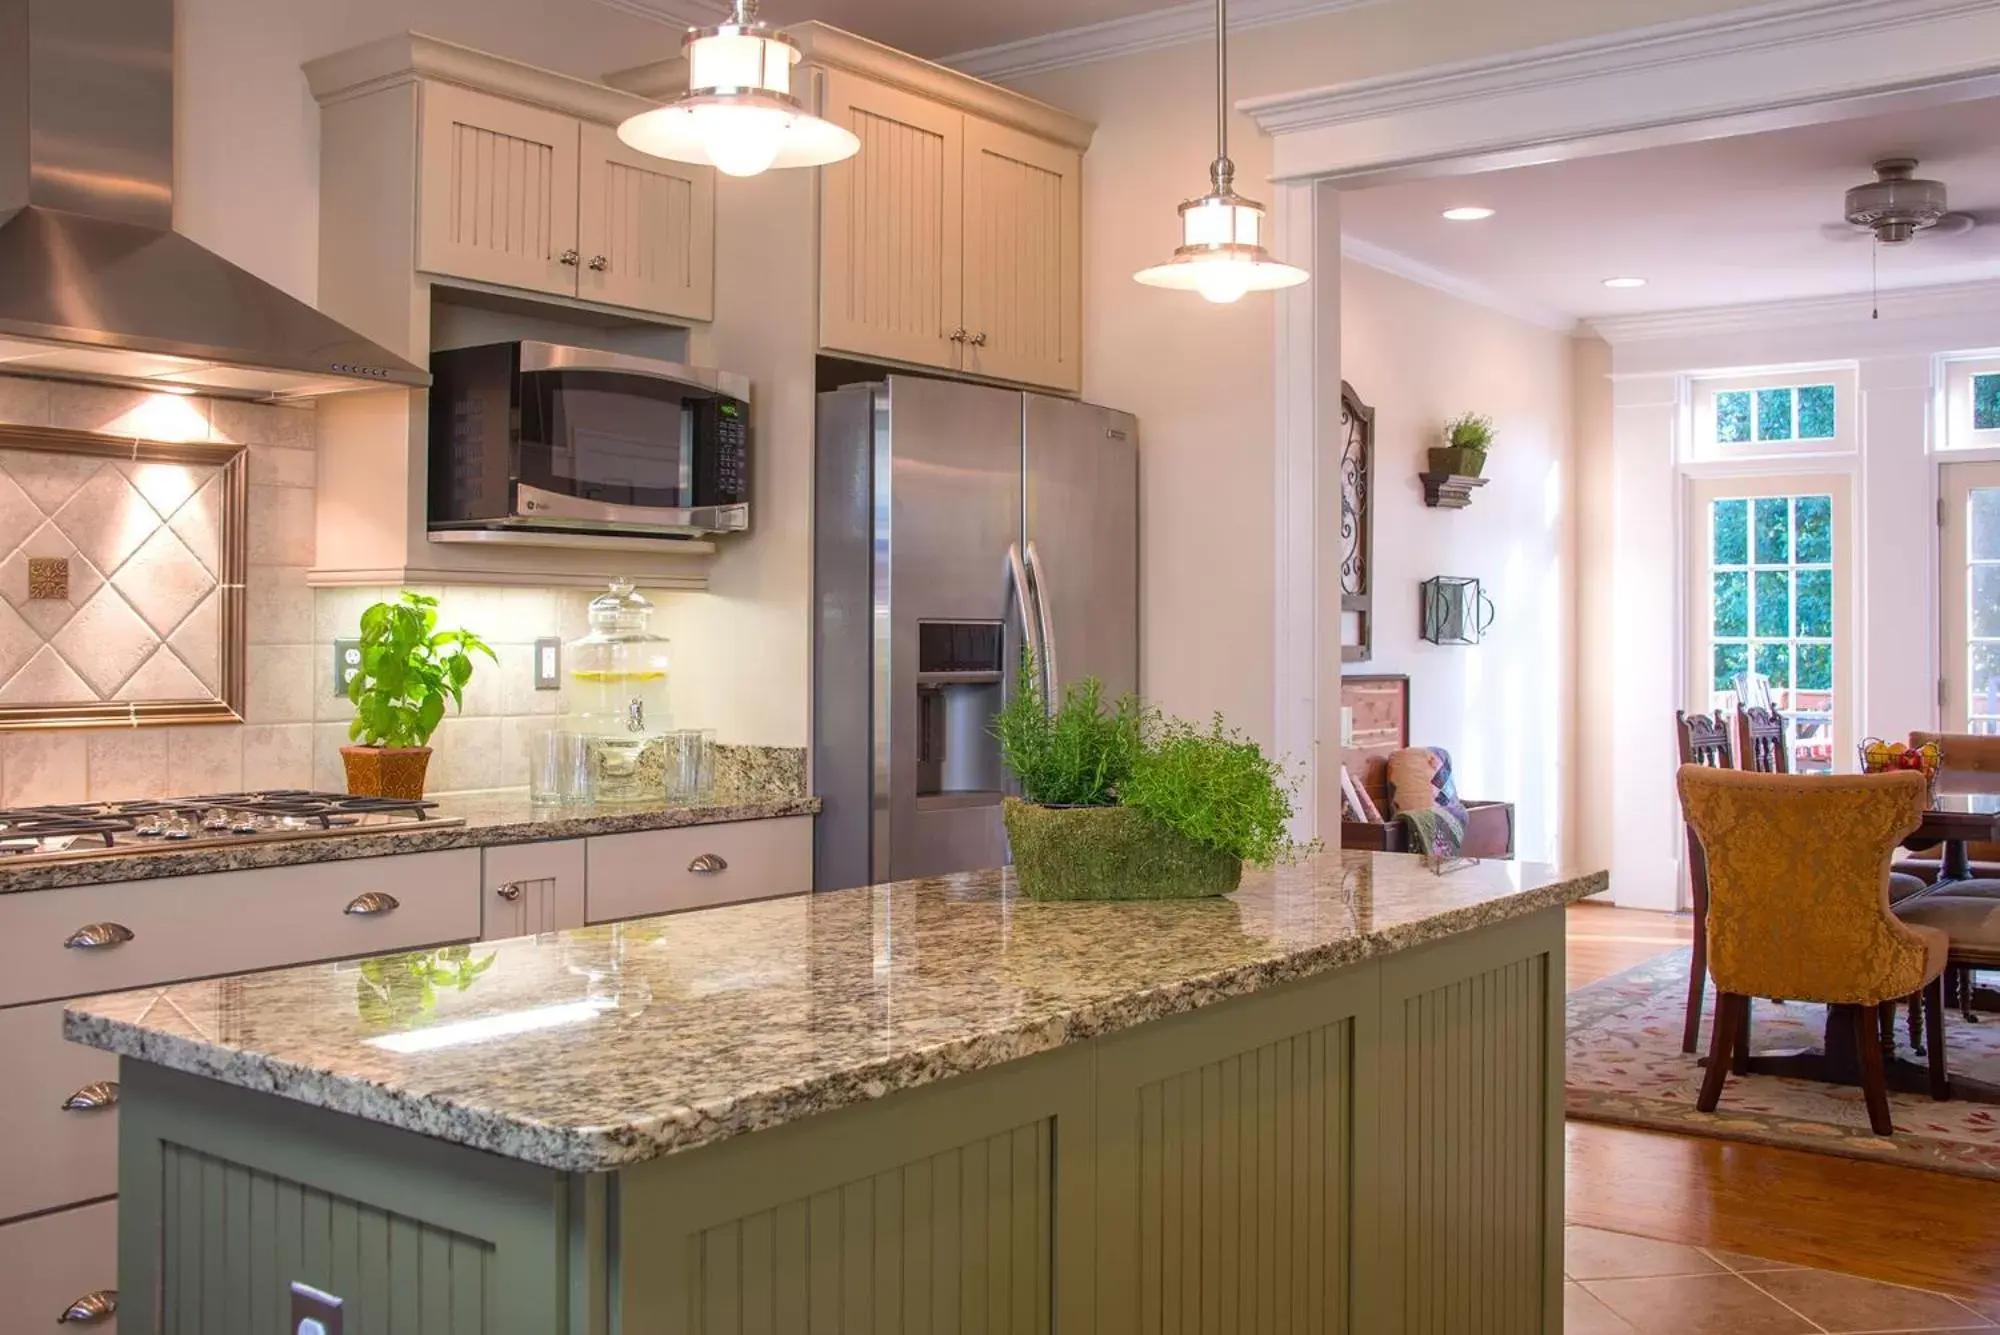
[
  {"x1": 535, "y1": 637, "x2": 562, "y2": 691},
  {"x1": 332, "y1": 639, "x2": 362, "y2": 699}
]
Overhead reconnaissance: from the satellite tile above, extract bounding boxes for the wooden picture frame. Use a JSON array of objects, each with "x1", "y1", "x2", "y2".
[{"x1": 1340, "y1": 380, "x2": 1375, "y2": 663}]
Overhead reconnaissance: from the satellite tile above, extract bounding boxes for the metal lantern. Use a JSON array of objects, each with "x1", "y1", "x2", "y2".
[
  {"x1": 1420, "y1": 577, "x2": 1494, "y2": 646},
  {"x1": 616, "y1": 0, "x2": 860, "y2": 178},
  {"x1": 1131, "y1": 0, "x2": 1309, "y2": 303}
]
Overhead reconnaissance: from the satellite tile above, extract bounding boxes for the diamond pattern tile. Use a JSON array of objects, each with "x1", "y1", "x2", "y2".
[
  {"x1": 52, "y1": 584, "x2": 159, "y2": 698},
  {"x1": 169, "y1": 590, "x2": 221, "y2": 694},
  {"x1": 116, "y1": 646, "x2": 210, "y2": 703},
  {"x1": 0, "y1": 469, "x2": 42, "y2": 561},
  {"x1": 0, "y1": 597, "x2": 38, "y2": 685},
  {"x1": 0, "y1": 449, "x2": 101, "y2": 515},
  {"x1": 0, "y1": 521, "x2": 105, "y2": 639},
  {"x1": 119, "y1": 459, "x2": 209, "y2": 521},
  {"x1": 114, "y1": 525, "x2": 216, "y2": 638},
  {"x1": 170, "y1": 474, "x2": 221, "y2": 577},
  {"x1": 52, "y1": 465, "x2": 159, "y2": 575},
  {"x1": 0, "y1": 644, "x2": 94, "y2": 704}
]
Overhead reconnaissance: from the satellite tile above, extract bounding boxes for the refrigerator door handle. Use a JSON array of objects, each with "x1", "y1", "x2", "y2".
[
  {"x1": 1024, "y1": 540, "x2": 1059, "y2": 702},
  {"x1": 1007, "y1": 543, "x2": 1047, "y2": 703}
]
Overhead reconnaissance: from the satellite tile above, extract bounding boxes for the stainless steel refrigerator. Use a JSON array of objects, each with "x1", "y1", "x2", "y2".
[{"x1": 813, "y1": 376, "x2": 1140, "y2": 891}]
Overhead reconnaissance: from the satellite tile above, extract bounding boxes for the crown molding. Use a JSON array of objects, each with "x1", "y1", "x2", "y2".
[
  {"x1": 1584, "y1": 277, "x2": 2000, "y2": 344},
  {"x1": 305, "y1": 32, "x2": 652, "y2": 124},
  {"x1": 581, "y1": 0, "x2": 727, "y2": 28},
  {"x1": 1340, "y1": 237, "x2": 1576, "y2": 333},
  {"x1": 944, "y1": 0, "x2": 1389, "y2": 82},
  {"x1": 1244, "y1": 0, "x2": 2000, "y2": 135}
]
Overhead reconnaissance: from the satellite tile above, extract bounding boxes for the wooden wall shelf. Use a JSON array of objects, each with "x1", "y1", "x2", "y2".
[{"x1": 1420, "y1": 473, "x2": 1488, "y2": 509}]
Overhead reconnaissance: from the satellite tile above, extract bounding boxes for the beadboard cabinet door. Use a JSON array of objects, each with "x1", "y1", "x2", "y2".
[
  {"x1": 960, "y1": 116, "x2": 1082, "y2": 393},
  {"x1": 819, "y1": 68, "x2": 964, "y2": 371},
  {"x1": 578, "y1": 123, "x2": 715, "y2": 322},
  {"x1": 417, "y1": 82, "x2": 581, "y2": 297}
]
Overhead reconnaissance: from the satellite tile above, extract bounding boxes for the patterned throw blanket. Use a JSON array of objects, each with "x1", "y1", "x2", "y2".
[{"x1": 1396, "y1": 804, "x2": 1465, "y2": 870}]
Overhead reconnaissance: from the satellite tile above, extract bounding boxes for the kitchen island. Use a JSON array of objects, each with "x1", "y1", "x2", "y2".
[{"x1": 67, "y1": 851, "x2": 1603, "y2": 1334}]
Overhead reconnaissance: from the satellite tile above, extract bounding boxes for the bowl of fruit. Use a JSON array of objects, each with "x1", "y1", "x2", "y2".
[{"x1": 1859, "y1": 738, "x2": 1943, "y2": 804}]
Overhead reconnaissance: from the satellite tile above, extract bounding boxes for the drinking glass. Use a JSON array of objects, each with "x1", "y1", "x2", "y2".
[
  {"x1": 529, "y1": 728, "x2": 595, "y2": 806},
  {"x1": 662, "y1": 729, "x2": 716, "y2": 805}
]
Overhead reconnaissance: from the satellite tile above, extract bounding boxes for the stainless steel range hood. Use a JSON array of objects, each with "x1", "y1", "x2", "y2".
[{"x1": 0, "y1": 0, "x2": 428, "y2": 400}]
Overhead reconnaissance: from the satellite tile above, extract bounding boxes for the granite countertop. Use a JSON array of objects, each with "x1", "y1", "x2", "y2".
[
  {"x1": 66, "y1": 853, "x2": 1605, "y2": 1172},
  {"x1": 0, "y1": 744, "x2": 815, "y2": 894}
]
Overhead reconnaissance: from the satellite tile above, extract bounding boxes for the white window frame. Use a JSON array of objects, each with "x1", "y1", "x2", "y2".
[
  {"x1": 1688, "y1": 366, "x2": 1857, "y2": 461},
  {"x1": 1941, "y1": 353, "x2": 2000, "y2": 452}
]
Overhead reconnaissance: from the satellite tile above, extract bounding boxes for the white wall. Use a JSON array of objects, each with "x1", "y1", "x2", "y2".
[
  {"x1": 1338, "y1": 261, "x2": 1576, "y2": 863},
  {"x1": 1584, "y1": 298, "x2": 2000, "y2": 907}
]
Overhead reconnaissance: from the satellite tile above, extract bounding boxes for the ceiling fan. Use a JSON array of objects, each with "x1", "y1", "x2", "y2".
[{"x1": 1822, "y1": 157, "x2": 1992, "y2": 244}]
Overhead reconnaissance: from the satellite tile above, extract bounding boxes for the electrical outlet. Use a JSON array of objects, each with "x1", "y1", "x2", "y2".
[
  {"x1": 534, "y1": 637, "x2": 562, "y2": 690},
  {"x1": 290, "y1": 1282, "x2": 343, "y2": 1335},
  {"x1": 332, "y1": 638, "x2": 362, "y2": 699}
]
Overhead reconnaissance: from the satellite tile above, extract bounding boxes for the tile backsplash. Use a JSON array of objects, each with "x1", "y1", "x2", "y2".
[{"x1": 0, "y1": 375, "x2": 679, "y2": 806}]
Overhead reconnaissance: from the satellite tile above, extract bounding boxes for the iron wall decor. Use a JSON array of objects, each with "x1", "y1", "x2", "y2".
[
  {"x1": 1340, "y1": 380, "x2": 1375, "y2": 662},
  {"x1": 1420, "y1": 576, "x2": 1495, "y2": 646}
]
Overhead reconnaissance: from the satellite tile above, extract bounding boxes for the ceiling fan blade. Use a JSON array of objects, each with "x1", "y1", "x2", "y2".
[{"x1": 1819, "y1": 221, "x2": 1874, "y2": 242}]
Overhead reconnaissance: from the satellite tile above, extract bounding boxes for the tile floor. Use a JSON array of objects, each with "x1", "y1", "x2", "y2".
[{"x1": 1566, "y1": 1225, "x2": 1997, "y2": 1333}]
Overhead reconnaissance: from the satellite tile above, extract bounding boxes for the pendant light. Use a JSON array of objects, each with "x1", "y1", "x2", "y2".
[
  {"x1": 1133, "y1": 0, "x2": 1309, "y2": 303},
  {"x1": 616, "y1": 0, "x2": 860, "y2": 179}
]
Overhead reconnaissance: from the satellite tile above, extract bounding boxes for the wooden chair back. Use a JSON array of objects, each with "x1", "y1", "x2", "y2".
[
  {"x1": 1736, "y1": 704, "x2": 1791, "y2": 774},
  {"x1": 1676, "y1": 710, "x2": 1734, "y2": 768}
]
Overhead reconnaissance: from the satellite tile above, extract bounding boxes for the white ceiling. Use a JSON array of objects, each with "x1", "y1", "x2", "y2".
[{"x1": 1339, "y1": 96, "x2": 2000, "y2": 322}]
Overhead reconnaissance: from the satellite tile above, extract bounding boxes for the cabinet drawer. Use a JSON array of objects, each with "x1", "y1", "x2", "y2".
[
  {"x1": 585, "y1": 817, "x2": 811, "y2": 923},
  {"x1": 0, "y1": 849, "x2": 481, "y2": 1009},
  {"x1": 481, "y1": 839, "x2": 586, "y2": 940},
  {"x1": 0, "y1": 1001, "x2": 119, "y2": 1223},
  {"x1": 0, "y1": 1200, "x2": 118, "y2": 1334}
]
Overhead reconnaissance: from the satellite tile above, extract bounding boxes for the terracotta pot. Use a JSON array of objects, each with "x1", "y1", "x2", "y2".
[{"x1": 341, "y1": 746, "x2": 432, "y2": 800}]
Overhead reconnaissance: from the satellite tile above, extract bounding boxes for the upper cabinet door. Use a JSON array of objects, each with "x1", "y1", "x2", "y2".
[
  {"x1": 577, "y1": 124, "x2": 716, "y2": 322},
  {"x1": 417, "y1": 83, "x2": 581, "y2": 296},
  {"x1": 819, "y1": 69, "x2": 964, "y2": 370},
  {"x1": 960, "y1": 118, "x2": 1082, "y2": 394}
]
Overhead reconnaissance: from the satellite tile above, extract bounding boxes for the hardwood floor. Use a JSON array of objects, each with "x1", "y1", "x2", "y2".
[{"x1": 1563, "y1": 903, "x2": 2000, "y2": 1305}]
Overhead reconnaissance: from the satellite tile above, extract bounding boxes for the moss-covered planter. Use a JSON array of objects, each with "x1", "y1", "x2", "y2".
[
  {"x1": 1427, "y1": 444, "x2": 1487, "y2": 478},
  {"x1": 1002, "y1": 797, "x2": 1242, "y2": 901}
]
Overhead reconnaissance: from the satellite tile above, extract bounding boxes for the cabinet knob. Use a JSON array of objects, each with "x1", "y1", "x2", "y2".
[
  {"x1": 496, "y1": 882, "x2": 524, "y2": 902},
  {"x1": 558, "y1": 249, "x2": 580, "y2": 266},
  {"x1": 57, "y1": 1291, "x2": 117, "y2": 1325},
  {"x1": 948, "y1": 328, "x2": 967, "y2": 343},
  {"x1": 343, "y1": 892, "x2": 400, "y2": 917},
  {"x1": 588, "y1": 254, "x2": 609, "y2": 272},
  {"x1": 61, "y1": 1081, "x2": 120, "y2": 1112},
  {"x1": 969, "y1": 331, "x2": 988, "y2": 347},
  {"x1": 64, "y1": 922, "x2": 133, "y2": 950},
  {"x1": 688, "y1": 853, "x2": 728, "y2": 874}
]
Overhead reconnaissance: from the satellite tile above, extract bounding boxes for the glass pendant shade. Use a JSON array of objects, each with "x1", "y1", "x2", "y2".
[
  {"x1": 616, "y1": 1, "x2": 860, "y2": 178},
  {"x1": 1133, "y1": 184, "x2": 1310, "y2": 304}
]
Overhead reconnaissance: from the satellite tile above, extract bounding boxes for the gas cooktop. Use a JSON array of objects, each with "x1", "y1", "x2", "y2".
[{"x1": 0, "y1": 790, "x2": 465, "y2": 864}]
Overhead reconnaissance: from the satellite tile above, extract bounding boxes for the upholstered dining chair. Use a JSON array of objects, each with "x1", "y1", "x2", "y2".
[
  {"x1": 1676, "y1": 766, "x2": 1950, "y2": 1135},
  {"x1": 1676, "y1": 710, "x2": 1734, "y2": 1054},
  {"x1": 1902, "y1": 731, "x2": 2000, "y2": 885}
]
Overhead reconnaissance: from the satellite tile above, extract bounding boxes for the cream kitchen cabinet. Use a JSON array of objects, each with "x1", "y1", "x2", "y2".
[
  {"x1": 816, "y1": 62, "x2": 1086, "y2": 393},
  {"x1": 584, "y1": 816, "x2": 813, "y2": 924},
  {"x1": 481, "y1": 838, "x2": 587, "y2": 940},
  {"x1": 415, "y1": 80, "x2": 714, "y2": 322}
]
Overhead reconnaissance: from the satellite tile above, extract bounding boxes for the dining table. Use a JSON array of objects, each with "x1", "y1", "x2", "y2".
[{"x1": 1723, "y1": 777, "x2": 2000, "y2": 1102}]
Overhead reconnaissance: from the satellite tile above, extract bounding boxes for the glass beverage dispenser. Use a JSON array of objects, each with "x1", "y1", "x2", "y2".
[{"x1": 562, "y1": 580, "x2": 672, "y2": 804}]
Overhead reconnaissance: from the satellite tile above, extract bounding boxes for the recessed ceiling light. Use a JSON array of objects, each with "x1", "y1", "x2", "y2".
[
  {"x1": 1602, "y1": 276, "x2": 1647, "y2": 289},
  {"x1": 1441, "y1": 206, "x2": 1495, "y2": 221}
]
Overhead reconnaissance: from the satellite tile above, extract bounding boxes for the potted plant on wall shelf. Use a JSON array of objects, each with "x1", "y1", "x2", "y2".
[
  {"x1": 1432, "y1": 411, "x2": 1494, "y2": 478},
  {"x1": 993, "y1": 655, "x2": 1307, "y2": 900},
  {"x1": 342, "y1": 591, "x2": 497, "y2": 800}
]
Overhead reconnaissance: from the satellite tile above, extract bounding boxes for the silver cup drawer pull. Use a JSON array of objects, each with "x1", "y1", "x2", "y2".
[
  {"x1": 63, "y1": 923, "x2": 133, "y2": 950},
  {"x1": 496, "y1": 882, "x2": 524, "y2": 902},
  {"x1": 688, "y1": 853, "x2": 728, "y2": 874},
  {"x1": 343, "y1": 892, "x2": 400, "y2": 916},
  {"x1": 61, "y1": 1081, "x2": 120, "y2": 1112},
  {"x1": 57, "y1": 1290, "x2": 117, "y2": 1324}
]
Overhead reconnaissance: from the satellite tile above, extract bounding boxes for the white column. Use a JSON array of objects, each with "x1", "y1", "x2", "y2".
[
  {"x1": 1272, "y1": 179, "x2": 1344, "y2": 840},
  {"x1": 1857, "y1": 354, "x2": 1937, "y2": 741}
]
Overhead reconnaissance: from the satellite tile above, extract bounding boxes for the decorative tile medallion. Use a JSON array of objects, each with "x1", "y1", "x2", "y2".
[{"x1": 26, "y1": 556, "x2": 66, "y2": 601}]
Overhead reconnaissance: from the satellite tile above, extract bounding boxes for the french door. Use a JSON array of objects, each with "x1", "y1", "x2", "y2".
[
  {"x1": 1686, "y1": 474, "x2": 1856, "y2": 774},
  {"x1": 1940, "y1": 461, "x2": 2000, "y2": 732}
]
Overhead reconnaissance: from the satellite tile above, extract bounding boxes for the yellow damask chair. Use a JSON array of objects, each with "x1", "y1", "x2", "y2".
[{"x1": 1676, "y1": 766, "x2": 1950, "y2": 1135}]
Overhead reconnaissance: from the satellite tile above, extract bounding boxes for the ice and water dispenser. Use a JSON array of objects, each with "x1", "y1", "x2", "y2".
[{"x1": 914, "y1": 621, "x2": 1006, "y2": 798}]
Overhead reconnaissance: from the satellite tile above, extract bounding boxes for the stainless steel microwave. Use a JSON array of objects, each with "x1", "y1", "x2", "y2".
[{"x1": 427, "y1": 341, "x2": 751, "y2": 541}]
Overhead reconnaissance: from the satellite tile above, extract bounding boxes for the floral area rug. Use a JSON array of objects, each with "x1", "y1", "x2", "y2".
[{"x1": 1567, "y1": 949, "x2": 2000, "y2": 1179}]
